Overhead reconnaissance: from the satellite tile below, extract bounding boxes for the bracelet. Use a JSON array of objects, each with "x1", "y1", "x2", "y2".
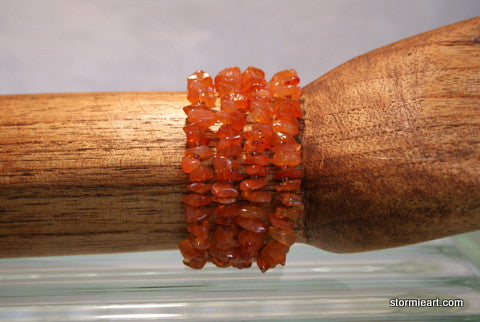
[{"x1": 179, "y1": 67, "x2": 303, "y2": 272}]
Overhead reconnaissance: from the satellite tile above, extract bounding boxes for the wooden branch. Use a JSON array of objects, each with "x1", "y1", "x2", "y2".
[{"x1": 302, "y1": 16, "x2": 480, "y2": 252}]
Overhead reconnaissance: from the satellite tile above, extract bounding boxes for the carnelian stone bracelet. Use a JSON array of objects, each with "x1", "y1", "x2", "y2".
[{"x1": 179, "y1": 67, "x2": 304, "y2": 272}]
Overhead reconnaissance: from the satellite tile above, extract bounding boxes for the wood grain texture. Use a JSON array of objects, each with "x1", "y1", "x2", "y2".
[
  {"x1": 302, "y1": 17, "x2": 480, "y2": 252},
  {"x1": 0, "y1": 91, "x2": 306, "y2": 257}
]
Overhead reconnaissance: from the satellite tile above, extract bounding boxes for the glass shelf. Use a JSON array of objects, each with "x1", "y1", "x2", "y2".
[{"x1": 0, "y1": 232, "x2": 479, "y2": 321}]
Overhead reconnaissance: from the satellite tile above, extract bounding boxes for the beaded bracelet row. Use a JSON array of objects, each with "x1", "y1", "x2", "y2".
[{"x1": 178, "y1": 66, "x2": 303, "y2": 272}]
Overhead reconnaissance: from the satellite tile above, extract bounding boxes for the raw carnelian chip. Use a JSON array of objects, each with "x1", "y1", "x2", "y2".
[
  {"x1": 187, "y1": 220, "x2": 210, "y2": 240},
  {"x1": 183, "y1": 256, "x2": 207, "y2": 269},
  {"x1": 235, "y1": 216, "x2": 266, "y2": 233},
  {"x1": 216, "y1": 110, "x2": 246, "y2": 132},
  {"x1": 252, "y1": 123, "x2": 274, "y2": 138},
  {"x1": 211, "y1": 182, "x2": 239, "y2": 198},
  {"x1": 269, "y1": 213, "x2": 295, "y2": 230},
  {"x1": 185, "y1": 145, "x2": 211, "y2": 159},
  {"x1": 181, "y1": 156, "x2": 200, "y2": 173},
  {"x1": 274, "y1": 179, "x2": 301, "y2": 191},
  {"x1": 221, "y1": 92, "x2": 250, "y2": 111},
  {"x1": 248, "y1": 87, "x2": 273, "y2": 101},
  {"x1": 183, "y1": 193, "x2": 212, "y2": 207},
  {"x1": 216, "y1": 145, "x2": 243, "y2": 157},
  {"x1": 274, "y1": 206, "x2": 304, "y2": 220},
  {"x1": 216, "y1": 169, "x2": 244, "y2": 181},
  {"x1": 212, "y1": 156, "x2": 241, "y2": 170},
  {"x1": 271, "y1": 85, "x2": 302, "y2": 99},
  {"x1": 245, "y1": 164, "x2": 268, "y2": 176},
  {"x1": 272, "y1": 151, "x2": 302, "y2": 166},
  {"x1": 187, "y1": 182, "x2": 212, "y2": 194},
  {"x1": 242, "y1": 190, "x2": 272, "y2": 203},
  {"x1": 257, "y1": 240, "x2": 289, "y2": 272},
  {"x1": 188, "y1": 234, "x2": 211, "y2": 250},
  {"x1": 188, "y1": 70, "x2": 214, "y2": 88},
  {"x1": 187, "y1": 80, "x2": 216, "y2": 107},
  {"x1": 238, "y1": 230, "x2": 265, "y2": 259},
  {"x1": 269, "y1": 226, "x2": 296, "y2": 246},
  {"x1": 275, "y1": 98, "x2": 302, "y2": 118},
  {"x1": 215, "y1": 67, "x2": 242, "y2": 98},
  {"x1": 184, "y1": 205, "x2": 211, "y2": 223},
  {"x1": 243, "y1": 154, "x2": 270, "y2": 166},
  {"x1": 269, "y1": 69, "x2": 300, "y2": 87},
  {"x1": 214, "y1": 203, "x2": 241, "y2": 217},
  {"x1": 212, "y1": 196, "x2": 237, "y2": 204},
  {"x1": 189, "y1": 166, "x2": 214, "y2": 182},
  {"x1": 240, "y1": 178, "x2": 268, "y2": 191},
  {"x1": 271, "y1": 142, "x2": 301, "y2": 153},
  {"x1": 239, "y1": 205, "x2": 267, "y2": 218},
  {"x1": 213, "y1": 226, "x2": 239, "y2": 249},
  {"x1": 274, "y1": 166, "x2": 304, "y2": 179},
  {"x1": 273, "y1": 132, "x2": 297, "y2": 145},
  {"x1": 178, "y1": 239, "x2": 202, "y2": 260},
  {"x1": 272, "y1": 118, "x2": 299, "y2": 136},
  {"x1": 280, "y1": 193, "x2": 303, "y2": 207},
  {"x1": 183, "y1": 123, "x2": 210, "y2": 146},
  {"x1": 187, "y1": 108, "x2": 217, "y2": 125},
  {"x1": 241, "y1": 66, "x2": 267, "y2": 92}
]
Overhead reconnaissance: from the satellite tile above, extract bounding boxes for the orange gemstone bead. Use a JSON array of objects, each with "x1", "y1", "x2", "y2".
[
  {"x1": 274, "y1": 206, "x2": 304, "y2": 220},
  {"x1": 274, "y1": 166, "x2": 304, "y2": 179},
  {"x1": 188, "y1": 70, "x2": 214, "y2": 88},
  {"x1": 213, "y1": 226, "x2": 240, "y2": 249},
  {"x1": 271, "y1": 85, "x2": 302, "y2": 99},
  {"x1": 239, "y1": 205, "x2": 267, "y2": 218},
  {"x1": 235, "y1": 216, "x2": 267, "y2": 233},
  {"x1": 273, "y1": 132, "x2": 297, "y2": 145},
  {"x1": 238, "y1": 230, "x2": 265, "y2": 259},
  {"x1": 242, "y1": 190, "x2": 272, "y2": 203},
  {"x1": 257, "y1": 240, "x2": 289, "y2": 272},
  {"x1": 183, "y1": 255, "x2": 208, "y2": 269},
  {"x1": 183, "y1": 193, "x2": 212, "y2": 207},
  {"x1": 216, "y1": 110, "x2": 246, "y2": 132},
  {"x1": 187, "y1": 182, "x2": 212, "y2": 194},
  {"x1": 187, "y1": 108, "x2": 217, "y2": 125},
  {"x1": 214, "y1": 203, "x2": 241, "y2": 217},
  {"x1": 243, "y1": 154, "x2": 270, "y2": 166},
  {"x1": 188, "y1": 234, "x2": 211, "y2": 250},
  {"x1": 189, "y1": 165, "x2": 214, "y2": 182},
  {"x1": 185, "y1": 145, "x2": 212, "y2": 159},
  {"x1": 181, "y1": 156, "x2": 200, "y2": 173},
  {"x1": 245, "y1": 164, "x2": 268, "y2": 176},
  {"x1": 212, "y1": 156, "x2": 241, "y2": 170},
  {"x1": 240, "y1": 178, "x2": 268, "y2": 191},
  {"x1": 184, "y1": 205, "x2": 211, "y2": 223},
  {"x1": 187, "y1": 220, "x2": 210, "y2": 240},
  {"x1": 280, "y1": 193, "x2": 303, "y2": 207},
  {"x1": 187, "y1": 80, "x2": 216, "y2": 107},
  {"x1": 272, "y1": 142, "x2": 301, "y2": 153},
  {"x1": 215, "y1": 67, "x2": 242, "y2": 98},
  {"x1": 216, "y1": 169, "x2": 244, "y2": 181},
  {"x1": 269, "y1": 226, "x2": 296, "y2": 246},
  {"x1": 275, "y1": 98, "x2": 302, "y2": 118},
  {"x1": 269, "y1": 213, "x2": 295, "y2": 230},
  {"x1": 252, "y1": 123, "x2": 274, "y2": 138},
  {"x1": 178, "y1": 239, "x2": 202, "y2": 260},
  {"x1": 272, "y1": 151, "x2": 302, "y2": 166},
  {"x1": 269, "y1": 69, "x2": 300, "y2": 87},
  {"x1": 272, "y1": 118, "x2": 299, "y2": 136},
  {"x1": 211, "y1": 182, "x2": 239, "y2": 198},
  {"x1": 274, "y1": 179, "x2": 301, "y2": 191},
  {"x1": 221, "y1": 92, "x2": 250, "y2": 111}
]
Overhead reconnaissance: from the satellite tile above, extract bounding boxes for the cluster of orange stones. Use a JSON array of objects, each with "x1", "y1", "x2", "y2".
[{"x1": 178, "y1": 66, "x2": 303, "y2": 272}]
